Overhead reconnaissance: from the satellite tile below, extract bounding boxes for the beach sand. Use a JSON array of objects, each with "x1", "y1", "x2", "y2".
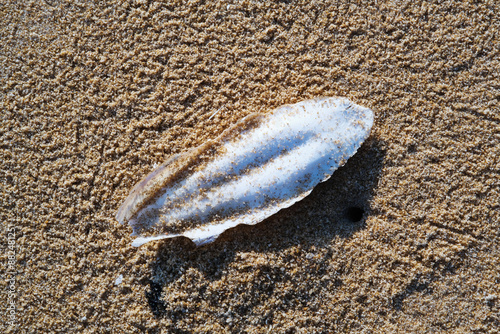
[{"x1": 1, "y1": 0, "x2": 499, "y2": 332}]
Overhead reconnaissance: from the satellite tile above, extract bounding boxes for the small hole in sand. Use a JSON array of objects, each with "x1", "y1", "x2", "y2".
[{"x1": 346, "y1": 207, "x2": 364, "y2": 222}]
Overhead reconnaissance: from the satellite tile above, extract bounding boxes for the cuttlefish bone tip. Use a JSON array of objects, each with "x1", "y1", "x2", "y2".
[
  {"x1": 131, "y1": 233, "x2": 221, "y2": 247},
  {"x1": 131, "y1": 234, "x2": 178, "y2": 247}
]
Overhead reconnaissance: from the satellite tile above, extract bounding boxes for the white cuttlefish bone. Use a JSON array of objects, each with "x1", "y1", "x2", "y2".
[{"x1": 116, "y1": 97, "x2": 374, "y2": 247}]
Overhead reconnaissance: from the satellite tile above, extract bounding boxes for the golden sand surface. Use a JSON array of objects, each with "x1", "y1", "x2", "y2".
[{"x1": 1, "y1": 0, "x2": 499, "y2": 333}]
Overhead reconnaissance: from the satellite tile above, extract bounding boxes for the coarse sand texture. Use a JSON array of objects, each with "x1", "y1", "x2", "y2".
[{"x1": 1, "y1": 1, "x2": 499, "y2": 333}]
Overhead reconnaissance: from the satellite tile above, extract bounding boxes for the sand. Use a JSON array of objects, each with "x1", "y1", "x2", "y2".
[{"x1": 1, "y1": 0, "x2": 499, "y2": 333}]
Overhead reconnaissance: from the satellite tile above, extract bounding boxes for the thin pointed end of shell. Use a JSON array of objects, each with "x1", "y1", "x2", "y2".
[{"x1": 131, "y1": 234, "x2": 175, "y2": 247}]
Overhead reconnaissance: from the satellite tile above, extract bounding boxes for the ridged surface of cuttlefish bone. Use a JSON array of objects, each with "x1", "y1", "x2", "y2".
[{"x1": 116, "y1": 97, "x2": 374, "y2": 247}]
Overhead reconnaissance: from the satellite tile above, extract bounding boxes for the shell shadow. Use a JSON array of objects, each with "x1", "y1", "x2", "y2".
[{"x1": 143, "y1": 138, "x2": 386, "y2": 318}]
